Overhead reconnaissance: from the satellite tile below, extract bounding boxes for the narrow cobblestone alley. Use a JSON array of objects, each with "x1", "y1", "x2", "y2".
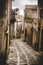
[
  {"x1": 6, "y1": 39, "x2": 41, "y2": 65},
  {"x1": 0, "y1": 0, "x2": 43, "y2": 65}
]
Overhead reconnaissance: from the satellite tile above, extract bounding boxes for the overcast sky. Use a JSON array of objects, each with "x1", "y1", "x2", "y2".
[{"x1": 12, "y1": 0, "x2": 38, "y2": 16}]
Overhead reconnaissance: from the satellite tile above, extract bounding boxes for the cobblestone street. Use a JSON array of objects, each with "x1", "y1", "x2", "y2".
[{"x1": 6, "y1": 39, "x2": 41, "y2": 65}]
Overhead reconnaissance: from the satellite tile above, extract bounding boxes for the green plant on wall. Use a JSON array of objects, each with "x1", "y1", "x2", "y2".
[{"x1": 25, "y1": 17, "x2": 32, "y2": 20}]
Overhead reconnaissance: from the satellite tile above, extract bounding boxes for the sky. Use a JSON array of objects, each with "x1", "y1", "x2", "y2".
[{"x1": 12, "y1": 0, "x2": 38, "y2": 16}]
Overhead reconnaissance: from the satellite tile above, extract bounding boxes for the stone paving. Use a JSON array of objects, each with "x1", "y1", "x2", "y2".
[{"x1": 6, "y1": 39, "x2": 41, "y2": 65}]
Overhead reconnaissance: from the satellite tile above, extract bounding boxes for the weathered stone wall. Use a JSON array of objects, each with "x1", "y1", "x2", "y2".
[
  {"x1": 0, "y1": 0, "x2": 12, "y2": 56},
  {"x1": 24, "y1": 5, "x2": 39, "y2": 51},
  {"x1": 0, "y1": 20, "x2": 3, "y2": 53}
]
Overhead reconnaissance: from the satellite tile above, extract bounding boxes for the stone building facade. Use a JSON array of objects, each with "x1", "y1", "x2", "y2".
[
  {"x1": 38, "y1": 0, "x2": 43, "y2": 51},
  {"x1": 24, "y1": 5, "x2": 39, "y2": 50},
  {"x1": 0, "y1": 0, "x2": 12, "y2": 63}
]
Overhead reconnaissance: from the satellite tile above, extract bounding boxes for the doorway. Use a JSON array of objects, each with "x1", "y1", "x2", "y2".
[{"x1": 41, "y1": 30, "x2": 43, "y2": 51}]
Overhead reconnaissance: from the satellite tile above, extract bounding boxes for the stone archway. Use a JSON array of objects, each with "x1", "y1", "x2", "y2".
[{"x1": 25, "y1": 24, "x2": 32, "y2": 45}]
